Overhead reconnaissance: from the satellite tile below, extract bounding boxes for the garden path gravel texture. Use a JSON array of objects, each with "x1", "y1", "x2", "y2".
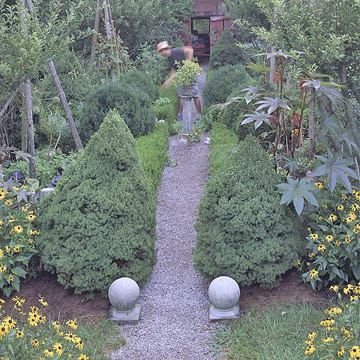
[{"x1": 111, "y1": 62, "x2": 224, "y2": 360}]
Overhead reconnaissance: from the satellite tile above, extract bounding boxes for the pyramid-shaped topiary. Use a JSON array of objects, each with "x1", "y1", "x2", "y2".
[
  {"x1": 37, "y1": 110, "x2": 157, "y2": 294},
  {"x1": 209, "y1": 29, "x2": 246, "y2": 70},
  {"x1": 194, "y1": 136, "x2": 303, "y2": 288}
]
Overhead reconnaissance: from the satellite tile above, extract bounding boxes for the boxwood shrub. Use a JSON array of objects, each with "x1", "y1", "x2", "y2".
[
  {"x1": 80, "y1": 80, "x2": 156, "y2": 143},
  {"x1": 194, "y1": 136, "x2": 302, "y2": 288},
  {"x1": 137, "y1": 122, "x2": 169, "y2": 197},
  {"x1": 209, "y1": 29, "x2": 246, "y2": 70},
  {"x1": 202, "y1": 64, "x2": 251, "y2": 108},
  {"x1": 37, "y1": 110, "x2": 157, "y2": 294}
]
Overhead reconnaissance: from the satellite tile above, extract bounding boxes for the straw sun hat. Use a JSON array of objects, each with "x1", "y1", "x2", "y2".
[{"x1": 156, "y1": 41, "x2": 171, "y2": 53}]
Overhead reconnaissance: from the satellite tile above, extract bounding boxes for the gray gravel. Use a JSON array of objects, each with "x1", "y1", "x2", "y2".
[{"x1": 111, "y1": 63, "x2": 224, "y2": 360}]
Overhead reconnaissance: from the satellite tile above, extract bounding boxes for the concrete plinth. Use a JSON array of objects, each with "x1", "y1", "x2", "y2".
[
  {"x1": 108, "y1": 277, "x2": 141, "y2": 324},
  {"x1": 208, "y1": 276, "x2": 240, "y2": 321},
  {"x1": 180, "y1": 95, "x2": 192, "y2": 140}
]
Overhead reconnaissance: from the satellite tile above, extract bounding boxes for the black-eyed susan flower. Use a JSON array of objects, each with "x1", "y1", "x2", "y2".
[
  {"x1": 335, "y1": 240, "x2": 341, "y2": 246},
  {"x1": 16, "y1": 329, "x2": 24, "y2": 338},
  {"x1": 337, "y1": 346, "x2": 345, "y2": 356},
  {"x1": 350, "y1": 346, "x2": 360, "y2": 358},
  {"x1": 75, "y1": 337, "x2": 84, "y2": 350},
  {"x1": 318, "y1": 215, "x2": 324, "y2": 221},
  {"x1": 53, "y1": 342, "x2": 63, "y2": 356},
  {"x1": 325, "y1": 235, "x2": 334, "y2": 242},
  {"x1": 318, "y1": 244, "x2": 326, "y2": 252},
  {"x1": 0, "y1": 324, "x2": 9, "y2": 339},
  {"x1": 296, "y1": 259, "x2": 301, "y2": 267},
  {"x1": 12, "y1": 225, "x2": 23, "y2": 234},
  {"x1": 39, "y1": 298, "x2": 48, "y2": 307},
  {"x1": 4, "y1": 200, "x2": 13, "y2": 206},
  {"x1": 0, "y1": 249, "x2": 3, "y2": 259},
  {"x1": 343, "y1": 284, "x2": 354, "y2": 294},
  {"x1": 305, "y1": 344, "x2": 315, "y2": 355},
  {"x1": 52, "y1": 321, "x2": 60, "y2": 330},
  {"x1": 66, "y1": 319, "x2": 77, "y2": 331},
  {"x1": 65, "y1": 331, "x2": 76, "y2": 343},
  {"x1": 338, "y1": 204, "x2": 344, "y2": 211},
  {"x1": 345, "y1": 235, "x2": 351, "y2": 244},
  {"x1": 309, "y1": 233, "x2": 319, "y2": 241},
  {"x1": 309, "y1": 269, "x2": 319, "y2": 279},
  {"x1": 308, "y1": 252, "x2": 315, "y2": 259},
  {"x1": 32, "y1": 339, "x2": 40, "y2": 348},
  {"x1": 7, "y1": 274, "x2": 14, "y2": 281},
  {"x1": 322, "y1": 203, "x2": 328, "y2": 208},
  {"x1": 328, "y1": 214, "x2": 337, "y2": 222},
  {"x1": 315, "y1": 182, "x2": 323, "y2": 189},
  {"x1": 329, "y1": 285, "x2": 339, "y2": 292},
  {"x1": 13, "y1": 245, "x2": 20, "y2": 253},
  {"x1": 328, "y1": 307, "x2": 342, "y2": 315},
  {"x1": 78, "y1": 355, "x2": 89, "y2": 360},
  {"x1": 321, "y1": 336, "x2": 334, "y2": 343},
  {"x1": 26, "y1": 214, "x2": 36, "y2": 222},
  {"x1": 43, "y1": 348, "x2": 54, "y2": 358},
  {"x1": 0, "y1": 264, "x2": 7, "y2": 273}
]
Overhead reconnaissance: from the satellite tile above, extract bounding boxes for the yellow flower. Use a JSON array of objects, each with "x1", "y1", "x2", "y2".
[
  {"x1": 3, "y1": 316, "x2": 16, "y2": 329},
  {"x1": 309, "y1": 269, "x2": 319, "y2": 279},
  {"x1": 65, "y1": 332, "x2": 76, "y2": 343},
  {"x1": 343, "y1": 284, "x2": 354, "y2": 294},
  {"x1": 12, "y1": 225, "x2": 23, "y2": 234},
  {"x1": 338, "y1": 204, "x2": 344, "y2": 211},
  {"x1": 39, "y1": 298, "x2": 48, "y2": 307},
  {"x1": 53, "y1": 343, "x2": 63, "y2": 356},
  {"x1": 75, "y1": 337, "x2": 84, "y2": 350},
  {"x1": 16, "y1": 330, "x2": 24, "y2": 338},
  {"x1": 305, "y1": 344, "x2": 315, "y2": 355},
  {"x1": 4, "y1": 200, "x2": 13, "y2": 206},
  {"x1": 78, "y1": 355, "x2": 89, "y2": 360},
  {"x1": 5, "y1": 246, "x2": 10, "y2": 252},
  {"x1": 318, "y1": 215, "x2": 324, "y2": 221},
  {"x1": 337, "y1": 346, "x2": 345, "y2": 356},
  {"x1": 13, "y1": 245, "x2": 20, "y2": 253},
  {"x1": 308, "y1": 252, "x2": 315, "y2": 258},
  {"x1": 328, "y1": 214, "x2": 337, "y2": 222},
  {"x1": 345, "y1": 235, "x2": 351, "y2": 244},
  {"x1": 325, "y1": 235, "x2": 334, "y2": 242},
  {"x1": 21, "y1": 206, "x2": 29, "y2": 212},
  {"x1": 315, "y1": 182, "x2": 323, "y2": 189},
  {"x1": 335, "y1": 240, "x2": 341, "y2": 246},
  {"x1": 43, "y1": 349, "x2": 54, "y2": 358},
  {"x1": 26, "y1": 214, "x2": 36, "y2": 222},
  {"x1": 350, "y1": 295, "x2": 358, "y2": 301},
  {"x1": 66, "y1": 319, "x2": 78, "y2": 331},
  {"x1": 321, "y1": 337, "x2": 334, "y2": 343},
  {"x1": 322, "y1": 203, "x2": 328, "y2": 208},
  {"x1": 318, "y1": 244, "x2": 326, "y2": 252},
  {"x1": 342, "y1": 193, "x2": 348, "y2": 200},
  {"x1": 52, "y1": 321, "x2": 60, "y2": 330},
  {"x1": 296, "y1": 259, "x2": 301, "y2": 267},
  {"x1": 328, "y1": 307, "x2": 342, "y2": 315},
  {"x1": 349, "y1": 346, "x2": 360, "y2": 358},
  {"x1": 0, "y1": 264, "x2": 7, "y2": 273},
  {"x1": 0, "y1": 249, "x2": 3, "y2": 259},
  {"x1": 8, "y1": 274, "x2": 14, "y2": 281},
  {"x1": 309, "y1": 233, "x2": 319, "y2": 241}
]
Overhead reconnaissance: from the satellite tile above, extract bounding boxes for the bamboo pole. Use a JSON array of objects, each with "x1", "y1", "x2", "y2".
[
  {"x1": 90, "y1": 0, "x2": 101, "y2": 66},
  {"x1": 24, "y1": 79, "x2": 36, "y2": 178},
  {"x1": 48, "y1": 60, "x2": 84, "y2": 150}
]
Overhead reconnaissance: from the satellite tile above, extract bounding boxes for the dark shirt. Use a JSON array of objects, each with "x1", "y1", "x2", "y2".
[{"x1": 168, "y1": 47, "x2": 187, "y2": 70}]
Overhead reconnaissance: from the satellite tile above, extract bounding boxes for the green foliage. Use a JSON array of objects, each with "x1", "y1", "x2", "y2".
[
  {"x1": 137, "y1": 123, "x2": 169, "y2": 197},
  {"x1": 119, "y1": 69, "x2": 160, "y2": 102},
  {"x1": 194, "y1": 136, "x2": 302, "y2": 287},
  {"x1": 37, "y1": 110, "x2": 157, "y2": 294},
  {"x1": 212, "y1": 303, "x2": 324, "y2": 360},
  {"x1": 4, "y1": 148, "x2": 81, "y2": 188},
  {"x1": 209, "y1": 29, "x2": 246, "y2": 70},
  {"x1": 0, "y1": 181, "x2": 39, "y2": 297},
  {"x1": 208, "y1": 122, "x2": 238, "y2": 175},
  {"x1": 110, "y1": 0, "x2": 194, "y2": 58},
  {"x1": 172, "y1": 37, "x2": 185, "y2": 48},
  {"x1": 300, "y1": 182, "x2": 360, "y2": 290},
  {"x1": 302, "y1": 290, "x2": 360, "y2": 359},
  {"x1": 80, "y1": 80, "x2": 156, "y2": 143},
  {"x1": 202, "y1": 64, "x2": 252, "y2": 108},
  {"x1": 154, "y1": 103, "x2": 177, "y2": 135},
  {"x1": 0, "y1": 297, "x2": 122, "y2": 359}
]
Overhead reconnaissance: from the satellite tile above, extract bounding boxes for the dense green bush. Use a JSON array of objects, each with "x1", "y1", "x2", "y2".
[
  {"x1": 119, "y1": 69, "x2": 160, "y2": 102},
  {"x1": 202, "y1": 64, "x2": 251, "y2": 108},
  {"x1": 209, "y1": 122, "x2": 238, "y2": 175},
  {"x1": 154, "y1": 103, "x2": 177, "y2": 135},
  {"x1": 80, "y1": 80, "x2": 156, "y2": 143},
  {"x1": 137, "y1": 122, "x2": 169, "y2": 197},
  {"x1": 194, "y1": 136, "x2": 302, "y2": 288},
  {"x1": 37, "y1": 110, "x2": 157, "y2": 294},
  {"x1": 209, "y1": 29, "x2": 246, "y2": 70}
]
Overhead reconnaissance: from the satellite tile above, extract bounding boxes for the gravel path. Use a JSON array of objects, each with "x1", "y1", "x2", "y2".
[{"x1": 111, "y1": 62, "x2": 223, "y2": 360}]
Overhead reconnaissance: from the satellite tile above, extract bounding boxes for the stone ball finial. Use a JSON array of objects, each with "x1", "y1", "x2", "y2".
[
  {"x1": 108, "y1": 277, "x2": 141, "y2": 323},
  {"x1": 208, "y1": 276, "x2": 240, "y2": 321}
]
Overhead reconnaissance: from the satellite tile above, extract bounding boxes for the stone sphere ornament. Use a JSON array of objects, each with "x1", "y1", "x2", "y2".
[
  {"x1": 208, "y1": 276, "x2": 240, "y2": 321},
  {"x1": 108, "y1": 277, "x2": 141, "y2": 323}
]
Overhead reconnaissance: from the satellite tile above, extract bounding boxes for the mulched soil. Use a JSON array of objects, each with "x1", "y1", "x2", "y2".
[{"x1": 0, "y1": 268, "x2": 331, "y2": 322}]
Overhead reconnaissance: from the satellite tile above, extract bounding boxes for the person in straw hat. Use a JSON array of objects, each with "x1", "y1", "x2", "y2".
[{"x1": 156, "y1": 41, "x2": 201, "y2": 121}]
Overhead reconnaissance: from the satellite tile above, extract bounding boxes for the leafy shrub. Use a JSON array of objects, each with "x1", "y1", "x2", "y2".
[
  {"x1": 37, "y1": 110, "x2": 157, "y2": 294},
  {"x1": 119, "y1": 69, "x2": 160, "y2": 102},
  {"x1": 194, "y1": 136, "x2": 302, "y2": 287},
  {"x1": 202, "y1": 64, "x2": 252, "y2": 108},
  {"x1": 209, "y1": 122, "x2": 238, "y2": 175},
  {"x1": 300, "y1": 181, "x2": 360, "y2": 290},
  {"x1": 137, "y1": 122, "x2": 169, "y2": 197},
  {"x1": 303, "y1": 287, "x2": 360, "y2": 359},
  {"x1": 154, "y1": 103, "x2": 177, "y2": 135},
  {"x1": 80, "y1": 80, "x2": 156, "y2": 143},
  {"x1": 0, "y1": 297, "x2": 92, "y2": 359},
  {"x1": 4, "y1": 148, "x2": 81, "y2": 188},
  {"x1": 209, "y1": 29, "x2": 246, "y2": 70},
  {"x1": 0, "y1": 181, "x2": 39, "y2": 296}
]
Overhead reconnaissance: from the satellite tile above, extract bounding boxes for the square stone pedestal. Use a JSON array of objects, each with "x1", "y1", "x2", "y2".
[
  {"x1": 209, "y1": 304, "x2": 239, "y2": 321},
  {"x1": 109, "y1": 304, "x2": 142, "y2": 324}
]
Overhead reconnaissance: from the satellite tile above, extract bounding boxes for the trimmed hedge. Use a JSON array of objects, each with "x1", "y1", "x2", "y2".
[
  {"x1": 137, "y1": 122, "x2": 169, "y2": 197},
  {"x1": 194, "y1": 136, "x2": 302, "y2": 288},
  {"x1": 119, "y1": 69, "x2": 160, "y2": 102},
  {"x1": 209, "y1": 29, "x2": 246, "y2": 70},
  {"x1": 80, "y1": 80, "x2": 156, "y2": 143},
  {"x1": 202, "y1": 64, "x2": 251, "y2": 108},
  {"x1": 37, "y1": 110, "x2": 157, "y2": 294},
  {"x1": 209, "y1": 122, "x2": 238, "y2": 175}
]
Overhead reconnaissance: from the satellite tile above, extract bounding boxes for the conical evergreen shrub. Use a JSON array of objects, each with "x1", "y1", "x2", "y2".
[
  {"x1": 209, "y1": 29, "x2": 246, "y2": 70},
  {"x1": 194, "y1": 136, "x2": 302, "y2": 287},
  {"x1": 37, "y1": 110, "x2": 156, "y2": 294}
]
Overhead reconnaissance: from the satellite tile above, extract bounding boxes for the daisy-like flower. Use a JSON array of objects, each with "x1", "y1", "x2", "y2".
[
  {"x1": 13, "y1": 245, "x2": 20, "y2": 253},
  {"x1": 39, "y1": 298, "x2": 48, "y2": 307},
  {"x1": 21, "y1": 206, "x2": 29, "y2": 212},
  {"x1": 328, "y1": 214, "x2": 337, "y2": 222},
  {"x1": 66, "y1": 319, "x2": 77, "y2": 331},
  {"x1": 3, "y1": 316, "x2": 16, "y2": 330},
  {"x1": 335, "y1": 240, "x2": 341, "y2": 246},
  {"x1": 342, "y1": 193, "x2": 348, "y2": 200},
  {"x1": 8, "y1": 275, "x2": 14, "y2": 281},
  {"x1": 305, "y1": 344, "x2": 315, "y2": 355},
  {"x1": 309, "y1": 269, "x2": 319, "y2": 279},
  {"x1": 0, "y1": 249, "x2": 4, "y2": 259},
  {"x1": 43, "y1": 348, "x2": 54, "y2": 358},
  {"x1": 16, "y1": 329, "x2": 24, "y2": 338},
  {"x1": 0, "y1": 264, "x2": 7, "y2": 273},
  {"x1": 32, "y1": 339, "x2": 40, "y2": 348},
  {"x1": 343, "y1": 284, "x2": 354, "y2": 295},
  {"x1": 52, "y1": 321, "x2": 60, "y2": 330},
  {"x1": 75, "y1": 337, "x2": 84, "y2": 350},
  {"x1": 26, "y1": 214, "x2": 36, "y2": 222},
  {"x1": 345, "y1": 235, "x2": 351, "y2": 244},
  {"x1": 337, "y1": 346, "x2": 345, "y2": 356},
  {"x1": 325, "y1": 235, "x2": 334, "y2": 242},
  {"x1": 78, "y1": 355, "x2": 89, "y2": 360},
  {"x1": 338, "y1": 204, "x2": 344, "y2": 211},
  {"x1": 53, "y1": 342, "x2": 63, "y2": 356},
  {"x1": 322, "y1": 203, "x2": 328, "y2": 208},
  {"x1": 321, "y1": 336, "x2": 334, "y2": 343},
  {"x1": 12, "y1": 225, "x2": 23, "y2": 234},
  {"x1": 315, "y1": 182, "x2": 323, "y2": 189},
  {"x1": 309, "y1": 233, "x2": 319, "y2": 241},
  {"x1": 318, "y1": 244, "x2": 326, "y2": 252},
  {"x1": 4, "y1": 200, "x2": 13, "y2": 206},
  {"x1": 64, "y1": 331, "x2": 76, "y2": 343},
  {"x1": 308, "y1": 252, "x2": 315, "y2": 259}
]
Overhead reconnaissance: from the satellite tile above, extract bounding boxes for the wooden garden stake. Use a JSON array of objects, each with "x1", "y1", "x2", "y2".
[{"x1": 90, "y1": 0, "x2": 101, "y2": 66}]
